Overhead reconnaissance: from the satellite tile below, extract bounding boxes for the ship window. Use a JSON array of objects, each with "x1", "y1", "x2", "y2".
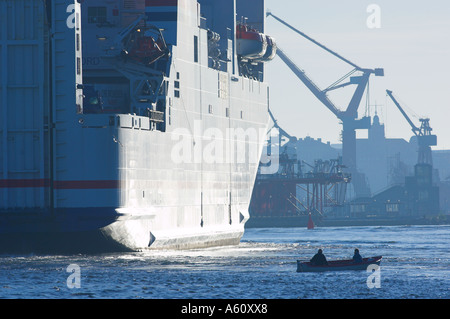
[
  {"x1": 350, "y1": 204, "x2": 366, "y2": 213},
  {"x1": 226, "y1": 108, "x2": 230, "y2": 118},
  {"x1": 123, "y1": 0, "x2": 136, "y2": 10},
  {"x1": 88, "y1": 7, "x2": 107, "y2": 24},
  {"x1": 76, "y1": 13, "x2": 80, "y2": 30},
  {"x1": 208, "y1": 104, "x2": 213, "y2": 114},
  {"x1": 194, "y1": 36, "x2": 199, "y2": 62},
  {"x1": 174, "y1": 80, "x2": 180, "y2": 98},
  {"x1": 76, "y1": 58, "x2": 81, "y2": 75},
  {"x1": 76, "y1": 34, "x2": 80, "y2": 51},
  {"x1": 240, "y1": 111, "x2": 243, "y2": 119},
  {"x1": 386, "y1": 203, "x2": 399, "y2": 213}
]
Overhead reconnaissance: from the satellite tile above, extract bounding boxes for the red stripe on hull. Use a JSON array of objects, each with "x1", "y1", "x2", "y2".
[
  {"x1": 54, "y1": 180, "x2": 120, "y2": 189},
  {"x1": 0, "y1": 179, "x2": 49, "y2": 188},
  {"x1": 0, "y1": 179, "x2": 120, "y2": 189}
]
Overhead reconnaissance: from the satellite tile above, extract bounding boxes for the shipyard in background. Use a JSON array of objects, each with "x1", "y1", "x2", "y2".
[{"x1": 247, "y1": 12, "x2": 449, "y2": 228}]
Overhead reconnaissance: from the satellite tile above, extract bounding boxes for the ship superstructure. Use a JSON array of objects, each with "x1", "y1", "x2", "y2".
[{"x1": 0, "y1": 0, "x2": 275, "y2": 252}]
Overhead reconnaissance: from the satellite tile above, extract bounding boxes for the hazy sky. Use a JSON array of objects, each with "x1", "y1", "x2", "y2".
[{"x1": 264, "y1": 0, "x2": 450, "y2": 149}]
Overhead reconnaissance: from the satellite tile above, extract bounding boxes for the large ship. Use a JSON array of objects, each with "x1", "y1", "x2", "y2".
[{"x1": 0, "y1": 0, "x2": 275, "y2": 252}]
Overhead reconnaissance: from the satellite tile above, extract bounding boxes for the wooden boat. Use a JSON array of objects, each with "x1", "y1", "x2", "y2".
[{"x1": 297, "y1": 256, "x2": 382, "y2": 272}]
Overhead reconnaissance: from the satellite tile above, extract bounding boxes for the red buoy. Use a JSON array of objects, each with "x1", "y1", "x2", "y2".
[{"x1": 307, "y1": 212, "x2": 314, "y2": 230}]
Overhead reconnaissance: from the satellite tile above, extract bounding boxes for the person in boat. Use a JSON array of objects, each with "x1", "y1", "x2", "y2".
[
  {"x1": 352, "y1": 248, "x2": 363, "y2": 263},
  {"x1": 310, "y1": 249, "x2": 328, "y2": 266}
]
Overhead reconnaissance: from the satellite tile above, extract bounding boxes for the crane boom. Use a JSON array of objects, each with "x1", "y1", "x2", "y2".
[
  {"x1": 386, "y1": 90, "x2": 420, "y2": 135},
  {"x1": 268, "y1": 107, "x2": 296, "y2": 142},
  {"x1": 267, "y1": 11, "x2": 363, "y2": 71},
  {"x1": 386, "y1": 89, "x2": 437, "y2": 165},
  {"x1": 268, "y1": 12, "x2": 383, "y2": 119},
  {"x1": 276, "y1": 47, "x2": 341, "y2": 117}
]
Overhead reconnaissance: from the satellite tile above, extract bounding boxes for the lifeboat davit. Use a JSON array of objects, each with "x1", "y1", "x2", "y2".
[
  {"x1": 236, "y1": 24, "x2": 267, "y2": 60},
  {"x1": 261, "y1": 35, "x2": 277, "y2": 61},
  {"x1": 253, "y1": 35, "x2": 277, "y2": 62}
]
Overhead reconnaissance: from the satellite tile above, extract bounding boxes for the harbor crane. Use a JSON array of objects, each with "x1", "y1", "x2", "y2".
[
  {"x1": 266, "y1": 12, "x2": 384, "y2": 197},
  {"x1": 386, "y1": 90, "x2": 437, "y2": 165},
  {"x1": 268, "y1": 108, "x2": 296, "y2": 143}
]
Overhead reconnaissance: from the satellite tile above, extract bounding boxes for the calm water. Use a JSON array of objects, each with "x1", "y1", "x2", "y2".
[{"x1": 0, "y1": 225, "x2": 448, "y2": 299}]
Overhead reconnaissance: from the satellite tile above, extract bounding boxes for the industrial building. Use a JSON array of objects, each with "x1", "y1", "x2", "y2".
[{"x1": 244, "y1": 11, "x2": 447, "y2": 227}]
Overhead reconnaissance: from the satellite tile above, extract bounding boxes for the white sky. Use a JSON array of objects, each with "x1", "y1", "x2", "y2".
[{"x1": 264, "y1": 0, "x2": 450, "y2": 149}]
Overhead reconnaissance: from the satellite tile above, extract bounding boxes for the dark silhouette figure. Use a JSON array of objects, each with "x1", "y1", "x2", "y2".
[
  {"x1": 310, "y1": 249, "x2": 328, "y2": 266},
  {"x1": 352, "y1": 248, "x2": 363, "y2": 263}
]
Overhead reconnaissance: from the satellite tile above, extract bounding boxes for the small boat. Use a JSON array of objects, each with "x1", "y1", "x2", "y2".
[{"x1": 297, "y1": 256, "x2": 382, "y2": 272}]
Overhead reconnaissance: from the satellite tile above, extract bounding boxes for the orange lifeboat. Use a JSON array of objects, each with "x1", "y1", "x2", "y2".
[{"x1": 124, "y1": 26, "x2": 169, "y2": 66}]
